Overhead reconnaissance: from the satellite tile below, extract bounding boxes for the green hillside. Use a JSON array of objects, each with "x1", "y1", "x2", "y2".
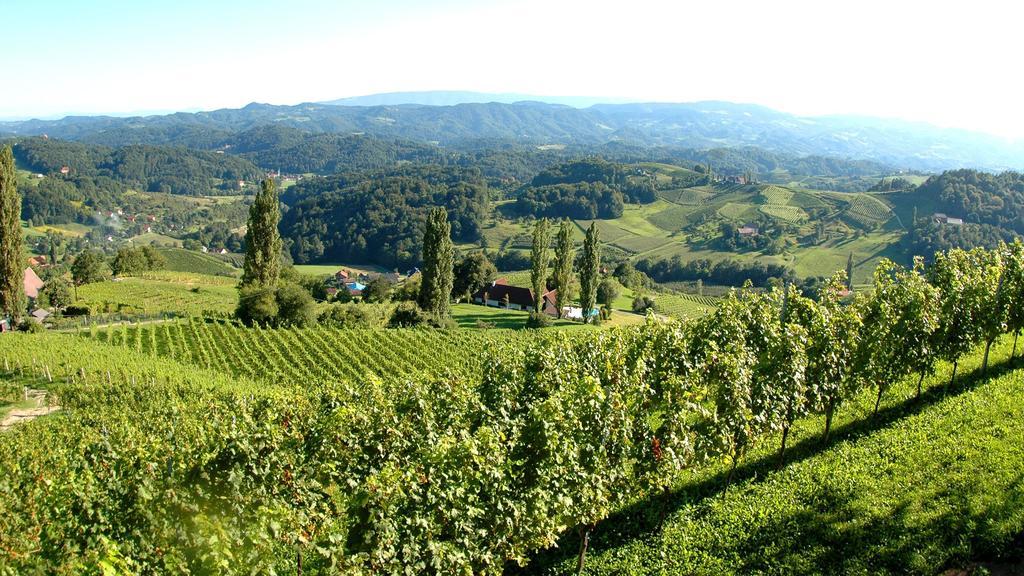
[{"x1": 156, "y1": 247, "x2": 241, "y2": 277}]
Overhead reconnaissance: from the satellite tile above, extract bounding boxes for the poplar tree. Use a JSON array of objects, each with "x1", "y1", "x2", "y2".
[
  {"x1": 0, "y1": 146, "x2": 25, "y2": 320},
  {"x1": 418, "y1": 207, "x2": 454, "y2": 318},
  {"x1": 241, "y1": 178, "x2": 282, "y2": 288},
  {"x1": 529, "y1": 218, "x2": 552, "y2": 313},
  {"x1": 553, "y1": 220, "x2": 574, "y2": 318},
  {"x1": 578, "y1": 222, "x2": 600, "y2": 325},
  {"x1": 845, "y1": 253, "x2": 854, "y2": 290}
]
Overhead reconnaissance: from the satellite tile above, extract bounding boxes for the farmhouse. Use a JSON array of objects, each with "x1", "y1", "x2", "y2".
[
  {"x1": 738, "y1": 225, "x2": 759, "y2": 236},
  {"x1": 471, "y1": 279, "x2": 558, "y2": 314},
  {"x1": 27, "y1": 255, "x2": 48, "y2": 268},
  {"x1": 933, "y1": 213, "x2": 964, "y2": 226}
]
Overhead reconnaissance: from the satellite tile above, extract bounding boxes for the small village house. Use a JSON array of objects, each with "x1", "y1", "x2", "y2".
[{"x1": 471, "y1": 279, "x2": 559, "y2": 315}]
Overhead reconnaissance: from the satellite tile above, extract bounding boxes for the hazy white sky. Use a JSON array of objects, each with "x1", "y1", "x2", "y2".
[{"x1": 5, "y1": 0, "x2": 1023, "y2": 139}]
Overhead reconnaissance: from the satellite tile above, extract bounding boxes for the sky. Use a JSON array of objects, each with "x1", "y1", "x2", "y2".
[{"x1": 4, "y1": 0, "x2": 1023, "y2": 139}]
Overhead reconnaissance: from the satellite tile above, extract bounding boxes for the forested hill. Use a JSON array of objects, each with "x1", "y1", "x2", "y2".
[
  {"x1": 226, "y1": 126, "x2": 453, "y2": 174},
  {"x1": 514, "y1": 158, "x2": 659, "y2": 219},
  {"x1": 894, "y1": 169, "x2": 1024, "y2": 255},
  {"x1": 3, "y1": 99, "x2": 1023, "y2": 171},
  {"x1": 913, "y1": 169, "x2": 1024, "y2": 231},
  {"x1": 12, "y1": 137, "x2": 262, "y2": 195},
  {"x1": 279, "y1": 165, "x2": 489, "y2": 267}
]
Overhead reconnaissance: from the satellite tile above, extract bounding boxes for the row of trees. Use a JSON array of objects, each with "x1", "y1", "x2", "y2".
[{"x1": 526, "y1": 217, "x2": 603, "y2": 325}]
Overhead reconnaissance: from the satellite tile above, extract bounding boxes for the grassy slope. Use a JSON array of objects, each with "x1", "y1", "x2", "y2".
[
  {"x1": 75, "y1": 272, "x2": 238, "y2": 316},
  {"x1": 292, "y1": 262, "x2": 392, "y2": 277},
  {"x1": 157, "y1": 248, "x2": 240, "y2": 277},
  {"x1": 522, "y1": 337, "x2": 1024, "y2": 575}
]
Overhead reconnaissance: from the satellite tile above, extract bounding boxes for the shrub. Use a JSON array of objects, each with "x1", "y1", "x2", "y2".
[
  {"x1": 275, "y1": 282, "x2": 316, "y2": 327},
  {"x1": 632, "y1": 295, "x2": 656, "y2": 314},
  {"x1": 236, "y1": 285, "x2": 278, "y2": 326},
  {"x1": 526, "y1": 310, "x2": 553, "y2": 328},
  {"x1": 389, "y1": 302, "x2": 428, "y2": 328},
  {"x1": 64, "y1": 305, "x2": 91, "y2": 317},
  {"x1": 17, "y1": 320, "x2": 46, "y2": 333}
]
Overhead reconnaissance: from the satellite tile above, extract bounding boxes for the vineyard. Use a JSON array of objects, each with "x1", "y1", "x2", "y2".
[
  {"x1": 652, "y1": 292, "x2": 716, "y2": 318},
  {"x1": 85, "y1": 320, "x2": 533, "y2": 384},
  {"x1": 1, "y1": 243, "x2": 1023, "y2": 574},
  {"x1": 839, "y1": 193, "x2": 894, "y2": 229}
]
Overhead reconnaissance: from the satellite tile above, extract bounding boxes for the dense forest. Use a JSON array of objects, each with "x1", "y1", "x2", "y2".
[
  {"x1": 514, "y1": 158, "x2": 657, "y2": 218},
  {"x1": 11, "y1": 137, "x2": 262, "y2": 195},
  {"x1": 279, "y1": 166, "x2": 489, "y2": 267},
  {"x1": 907, "y1": 220, "x2": 1019, "y2": 256},
  {"x1": 227, "y1": 126, "x2": 452, "y2": 174},
  {"x1": 635, "y1": 255, "x2": 796, "y2": 287}
]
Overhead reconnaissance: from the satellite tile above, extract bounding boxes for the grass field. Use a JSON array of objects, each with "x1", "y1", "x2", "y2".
[
  {"x1": 129, "y1": 232, "x2": 183, "y2": 247},
  {"x1": 75, "y1": 273, "x2": 238, "y2": 316},
  {"x1": 522, "y1": 336, "x2": 1024, "y2": 575},
  {"x1": 451, "y1": 303, "x2": 585, "y2": 329},
  {"x1": 292, "y1": 262, "x2": 392, "y2": 277},
  {"x1": 157, "y1": 248, "x2": 240, "y2": 277},
  {"x1": 31, "y1": 223, "x2": 91, "y2": 237}
]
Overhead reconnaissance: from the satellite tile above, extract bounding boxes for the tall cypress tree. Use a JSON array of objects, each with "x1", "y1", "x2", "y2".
[
  {"x1": 578, "y1": 222, "x2": 601, "y2": 325},
  {"x1": 418, "y1": 207, "x2": 454, "y2": 318},
  {"x1": 553, "y1": 219, "x2": 574, "y2": 318},
  {"x1": 242, "y1": 178, "x2": 282, "y2": 288},
  {"x1": 845, "y1": 253, "x2": 854, "y2": 291},
  {"x1": 530, "y1": 218, "x2": 552, "y2": 313},
  {"x1": 0, "y1": 146, "x2": 25, "y2": 320}
]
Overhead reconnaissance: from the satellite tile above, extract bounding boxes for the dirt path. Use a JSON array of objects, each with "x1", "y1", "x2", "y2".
[{"x1": 0, "y1": 389, "x2": 60, "y2": 431}]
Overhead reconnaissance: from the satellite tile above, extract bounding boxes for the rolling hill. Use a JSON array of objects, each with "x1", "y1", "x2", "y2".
[{"x1": 3, "y1": 97, "x2": 1022, "y2": 171}]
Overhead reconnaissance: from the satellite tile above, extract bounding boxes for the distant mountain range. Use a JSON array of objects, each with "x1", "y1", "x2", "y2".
[
  {"x1": 322, "y1": 90, "x2": 628, "y2": 108},
  {"x1": 2, "y1": 92, "x2": 1022, "y2": 172}
]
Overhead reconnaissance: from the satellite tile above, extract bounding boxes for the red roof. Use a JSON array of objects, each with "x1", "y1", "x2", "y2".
[{"x1": 23, "y1": 267, "x2": 44, "y2": 299}]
